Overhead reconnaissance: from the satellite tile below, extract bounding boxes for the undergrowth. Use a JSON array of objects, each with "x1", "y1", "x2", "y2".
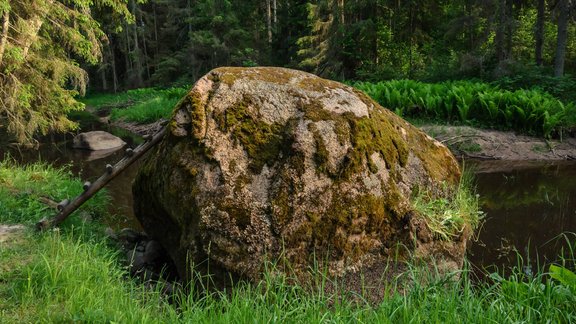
[{"x1": 353, "y1": 80, "x2": 576, "y2": 138}]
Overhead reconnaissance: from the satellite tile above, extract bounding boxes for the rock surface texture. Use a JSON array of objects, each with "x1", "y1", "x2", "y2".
[
  {"x1": 133, "y1": 67, "x2": 468, "y2": 291},
  {"x1": 72, "y1": 131, "x2": 126, "y2": 151}
]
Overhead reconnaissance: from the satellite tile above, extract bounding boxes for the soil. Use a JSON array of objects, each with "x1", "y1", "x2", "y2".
[
  {"x1": 420, "y1": 125, "x2": 576, "y2": 161},
  {"x1": 0, "y1": 225, "x2": 26, "y2": 244}
]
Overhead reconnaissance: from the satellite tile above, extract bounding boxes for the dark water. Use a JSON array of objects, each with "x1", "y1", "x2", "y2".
[
  {"x1": 2, "y1": 126, "x2": 575, "y2": 269},
  {"x1": 467, "y1": 160, "x2": 576, "y2": 273}
]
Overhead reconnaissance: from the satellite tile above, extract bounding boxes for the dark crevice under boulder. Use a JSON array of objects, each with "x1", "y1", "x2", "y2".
[{"x1": 133, "y1": 67, "x2": 471, "y2": 298}]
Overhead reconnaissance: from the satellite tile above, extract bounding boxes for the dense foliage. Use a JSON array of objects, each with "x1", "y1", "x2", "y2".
[
  {"x1": 92, "y1": 0, "x2": 576, "y2": 90},
  {"x1": 3, "y1": 0, "x2": 576, "y2": 142},
  {"x1": 354, "y1": 80, "x2": 576, "y2": 138},
  {"x1": 0, "y1": 0, "x2": 132, "y2": 144}
]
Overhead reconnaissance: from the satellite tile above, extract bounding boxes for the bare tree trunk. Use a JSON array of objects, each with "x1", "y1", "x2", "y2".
[
  {"x1": 554, "y1": 0, "x2": 570, "y2": 77},
  {"x1": 0, "y1": 10, "x2": 9, "y2": 67},
  {"x1": 153, "y1": 3, "x2": 159, "y2": 57},
  {"x1": 338, "y1": 0, "x2": 345, "y2": 25},
  {"x1": 495, "y1": 0, "x2": 508, "y2": 62},
  {"x1": 139, "y1": 10, "x2": 151, "y2": 80},
  {"x1": 267, "y1": 0, "x2": 272, "y2": 44},
  {"x1": 273, "y1": 0, "x2": 277, "y2": 25},
  {"x1": 131, "y1": 0, "x2": 144, "y2": 87},
  {"x1": 535, "y1": 0, "x2": 545, "y2": 66},
  {"x1": 109, "y1": 44, "x2": 118, "y2": 92},
  {"x1": 100, "y1": 66, "x2": 108, "y2": 91}
]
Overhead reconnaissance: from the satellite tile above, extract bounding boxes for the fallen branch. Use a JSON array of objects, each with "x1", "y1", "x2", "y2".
[{"x1": 36, "y1": 124, "x2": 167, "y2": 230}]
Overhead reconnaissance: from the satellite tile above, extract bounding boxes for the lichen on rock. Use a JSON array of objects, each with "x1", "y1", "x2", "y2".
[{"x1": 133, "y1": 67, "x2": 472, "y2": 296}]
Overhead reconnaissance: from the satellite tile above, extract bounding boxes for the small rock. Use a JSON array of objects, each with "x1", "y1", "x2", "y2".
[
  {"x1": 143, "y1": 240, "x2": 165, "y2": 263},
  {"x1": 118, "y1": 228, "x2": 145, "y2": 243},
  {"x1": 104, "y1": 227, "x2": 117, "y2": 240},
  {"x1": 72, "y1": 131, "x2": 126, "y2": 151},
  {"x1": 127, "y1": 249, "x2": 146, "y2": 274}
]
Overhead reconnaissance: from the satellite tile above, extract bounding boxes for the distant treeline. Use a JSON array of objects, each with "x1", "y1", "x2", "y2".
[{"x1": 89, "y1": 0, "x2": 576, "y2": 91}]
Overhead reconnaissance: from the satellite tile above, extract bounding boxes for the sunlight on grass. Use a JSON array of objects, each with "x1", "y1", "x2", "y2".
[{"x1": 0, "y1": 159, "x2": 107, "y2": 226}]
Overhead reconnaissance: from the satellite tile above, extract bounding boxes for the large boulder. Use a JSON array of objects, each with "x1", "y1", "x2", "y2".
[{"x1": 133, "y1": 67, "x2": 469, "y2": 290}]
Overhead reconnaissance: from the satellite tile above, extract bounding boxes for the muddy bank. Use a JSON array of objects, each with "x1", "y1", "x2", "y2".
[{"x1": 421, "y1": 125, "x2": 576, "y2": 160}]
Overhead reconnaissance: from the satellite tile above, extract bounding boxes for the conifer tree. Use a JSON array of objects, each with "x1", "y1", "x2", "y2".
[{"x1": 0, "y1": 0, "x2": 131, "y2": 144}]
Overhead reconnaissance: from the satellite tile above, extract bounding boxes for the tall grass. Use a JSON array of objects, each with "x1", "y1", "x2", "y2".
[
  {"x1": 353, "y1": 80, "x2": 576, "y2": 138},
  {"x1": 2, "y1": 230, "x2": 574, "y2": 323},
  {"x1": 1, "y1": 161, "x2": 574, "y2": 323}
]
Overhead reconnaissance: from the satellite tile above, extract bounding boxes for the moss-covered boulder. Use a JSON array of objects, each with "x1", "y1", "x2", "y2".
[{"x1": 133, "y1": 67, "x2": 469, "y2": 289}]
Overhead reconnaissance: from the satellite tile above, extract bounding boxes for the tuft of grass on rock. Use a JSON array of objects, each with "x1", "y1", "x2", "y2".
[{"x1": 412, "y1": 170, "x2": 483, "y2": 240}]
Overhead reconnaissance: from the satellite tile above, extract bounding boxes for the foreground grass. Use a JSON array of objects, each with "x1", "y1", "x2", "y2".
[
  {"x1": 0, "y1": 159, "x2": 107, "y2": 227},
  {"x1": 1, "y1": 162, "x2": 575, "y2": 322}
]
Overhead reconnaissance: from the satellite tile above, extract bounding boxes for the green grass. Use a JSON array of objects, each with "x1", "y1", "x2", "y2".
[
  {"x1": 412, "y1": 171, "x2": 483, "y2": 241},
  {"x1": 109, "y1": 96, "x2": 181, "y2": 124},
  {"x1": 81, "y1": 87, "x2": 188, "y2": 124},
  {"x1": 0, "y1": 158, "x2": 107, "y2": 227},
  {"x1": 1, "y1": 161, "x2": 575, "y2": 323}
]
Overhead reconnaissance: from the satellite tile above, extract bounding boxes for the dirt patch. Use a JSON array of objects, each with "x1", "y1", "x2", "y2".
[
  {"x1": 421, "y1": 125, "x2": 576, "y2": 160},
  {"x1": 0, "y1": 224, "x2": 27, "y2": 244},
  {"x1": 107, "y1": 119, "x2": 166, "y2": 137}
]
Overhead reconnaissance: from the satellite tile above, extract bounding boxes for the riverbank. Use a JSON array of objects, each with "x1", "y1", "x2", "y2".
[{"x1": 422, "y1": 124, "x2": 576, "y2": 160}]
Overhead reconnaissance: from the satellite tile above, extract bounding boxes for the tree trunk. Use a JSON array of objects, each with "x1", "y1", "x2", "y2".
[
  {"x1": 273, "y1": 0, "x2": 277, "y2": 25},
  {"x1": 267, "y1": 0, "x2": 272, "y2": 44},
  {"x1": 0, "y1": 10, "x2": 9, "y2": 67},
  {"x1": 535, "y1": 0, "x2": 545, "y2": 66},
  {"x1": 554, "y1": 0, "x2": 569, "y2": 77},
  {"x1": 138, "y1": 10, "x2": 151, "y2": 80},
  {"x1": 495, "y1": 0, "x2": 508, "y2": 62},
  {"x1": 109, "y1": 43, "x2": 118, "y2": 92},
  {"x1": 100, "y1": 66, "x2": 108, "y2": 91},
  {"x1": 131, "y1": 0, "x2": 144, "y2": 87}
]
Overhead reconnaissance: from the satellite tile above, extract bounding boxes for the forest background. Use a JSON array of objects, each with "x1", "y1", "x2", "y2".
[{"x1": 1, "y1": 0, "x2": 576, "y2": 142}]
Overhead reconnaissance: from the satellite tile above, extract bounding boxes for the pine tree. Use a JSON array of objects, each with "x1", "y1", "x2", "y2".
[{"x1": 0, "y1": 0, "x2": 131, "y2": 144}]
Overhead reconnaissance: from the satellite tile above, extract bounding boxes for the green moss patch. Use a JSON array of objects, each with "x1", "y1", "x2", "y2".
[{"x1": 215, "y1": 95, "x2": 290, "y2": 173}]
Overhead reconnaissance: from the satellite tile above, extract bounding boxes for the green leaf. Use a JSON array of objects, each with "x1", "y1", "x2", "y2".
[{"x1": 549, "y1": 265, "x2": 576, "y2": 289}]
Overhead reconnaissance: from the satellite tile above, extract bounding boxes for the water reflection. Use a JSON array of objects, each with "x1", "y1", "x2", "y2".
[{"x1": 467, "y1": 160, "x2": 576, "y2": 272}]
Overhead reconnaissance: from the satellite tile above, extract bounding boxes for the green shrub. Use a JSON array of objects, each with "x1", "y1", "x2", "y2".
[{"x1": 353, "y1": 80, "x2": 575, "y2": 138}]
